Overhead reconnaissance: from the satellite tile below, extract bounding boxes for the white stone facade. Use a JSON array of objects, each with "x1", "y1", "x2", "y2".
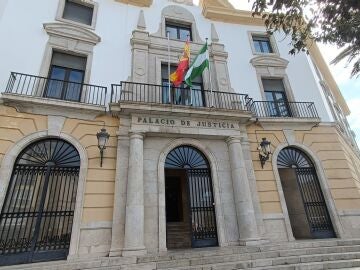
[{"x1": 0, "y1": 0, "x2": 359, "y2": 266}]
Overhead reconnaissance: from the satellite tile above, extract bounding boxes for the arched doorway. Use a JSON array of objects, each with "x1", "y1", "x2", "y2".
[
  {"x1": 277, "y1": 147, "x2": 335, "y2": 239},
  {"x1": 0, "y1": 139, "x2": 80, "y2": 266},
  {"x1": 165, "y1": 145, "x2": 218, "y2": 248}
]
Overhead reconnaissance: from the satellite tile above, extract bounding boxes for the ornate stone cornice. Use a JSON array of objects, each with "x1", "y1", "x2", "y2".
[
  {"x1": 250, "y1": 55, "x2": 289, "y2": 68},
  {"x1": 200, "y1": 0, "x2": 264, "y2": 26},
  {"x1": 115, "y1": 0, "x2": 153, "y2": 7},
  {"x1": 43, "y1": 22, "x2": 101, "y2": 45}
]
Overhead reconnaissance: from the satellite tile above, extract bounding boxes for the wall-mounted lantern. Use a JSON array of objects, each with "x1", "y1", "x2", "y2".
[
  {"x1": 97, "y1": 128, "x2": 110, "y2": 167},
  {"x1": 258, "y1": 137, "x2": 271, "y2": 168}
]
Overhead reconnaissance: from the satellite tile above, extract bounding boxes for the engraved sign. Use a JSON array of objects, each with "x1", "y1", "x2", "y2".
[{"x1": 133, "y1": 115, "x2": 238, "y2": 130}]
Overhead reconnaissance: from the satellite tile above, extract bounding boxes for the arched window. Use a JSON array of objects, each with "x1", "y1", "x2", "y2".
[
  {"x1": 277, "y1": 147, "x2": 335, "y2": 239},
  {"x1": 0, "y1": 139, "x2": 80, "y2": 266}
]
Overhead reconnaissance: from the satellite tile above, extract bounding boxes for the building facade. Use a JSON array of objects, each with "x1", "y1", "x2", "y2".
[{"x1": 0, "y1": 0, "x2": 360, "y2": 266}]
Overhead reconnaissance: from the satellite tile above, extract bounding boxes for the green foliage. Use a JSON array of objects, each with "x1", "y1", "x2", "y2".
[{"x1": 251, "y1": 0, "x2": 360, "y2": 77}]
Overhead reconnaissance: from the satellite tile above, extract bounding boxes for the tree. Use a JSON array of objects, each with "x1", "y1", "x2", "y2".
[{"x1": 251, "y1": 0, "x2": 360, "y2": 77}]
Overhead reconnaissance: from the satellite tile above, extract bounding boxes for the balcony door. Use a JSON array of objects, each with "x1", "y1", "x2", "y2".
[
  {"x1": 161, "y1": 64, "x2": 204, "y2": 107},
  {"x1": 44, "y1": 52, "x2": 87, "y2": 102},
  {"x1": 263, "y1": 79, "x2": 290, "y2": 117}
]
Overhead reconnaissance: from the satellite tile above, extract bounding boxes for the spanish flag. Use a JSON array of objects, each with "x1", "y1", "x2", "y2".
[{"x1": 170, "y1": 40, "x2": 190, "y2": 87}]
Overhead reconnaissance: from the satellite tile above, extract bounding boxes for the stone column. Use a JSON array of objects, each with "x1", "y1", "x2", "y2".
[
  {"x1": 241, "y1": 137, "x2": 266, "y2": 238},
  {"x1": 226, "y1": 136, "x2": 261, "y2": 245},
  {"x1": 122, "y1": 132, "x2": 146, "y2": 256}
]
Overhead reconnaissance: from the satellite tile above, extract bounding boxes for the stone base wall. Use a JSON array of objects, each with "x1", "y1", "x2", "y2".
[
  {"x1": 247, "y1": 122, "x2": 360, "y2": 240},
  {"x1": 0, "y1": 104, "x2": 118, "y2": 258}
]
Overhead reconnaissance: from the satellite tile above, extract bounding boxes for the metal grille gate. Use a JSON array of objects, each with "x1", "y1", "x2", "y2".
[
  {"x1": 0, "y1": 139, "x2": 80, "y2": 266},
  {"x1": 187, "y1": 169, "x2": 218, "y2": 248},
  {"x1": 295, "y1": 168, "x2": 335, "y2": 238}
]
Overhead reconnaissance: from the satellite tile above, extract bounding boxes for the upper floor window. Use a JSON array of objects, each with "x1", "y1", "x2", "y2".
[
  {"x1": 166, "y1": 21, "x2": 192, "y2": 41},
  {"x1": 45, "y1": 51, "x2": 87, "y2": 102},
  {"x1": 262, "y1": 78, "x2": 290, "y2": 117},
  {"x1": 252, "y1": 36, "x2": 273, "y2": 53},
  {"x1": 63, "y1": 0, "x2": 94, "y2": 26}
]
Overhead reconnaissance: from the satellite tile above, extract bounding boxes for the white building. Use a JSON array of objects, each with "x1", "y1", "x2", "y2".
[{"x1": 0, "y1": 0, "x2": 359, "y2": 268}]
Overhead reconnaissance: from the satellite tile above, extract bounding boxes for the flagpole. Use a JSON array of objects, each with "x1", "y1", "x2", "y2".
[
  {"x1": 206, "y1": 38, "x2": 214, "y2": 107},
  {"x1": 188, "y1": 35, "x2": 192, "y2": 106},
  {"x1": 167, "y1": 31, "x2": 171, "y2": 104}
]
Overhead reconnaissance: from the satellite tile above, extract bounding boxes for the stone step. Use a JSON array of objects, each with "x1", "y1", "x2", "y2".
[
  {"x1": 251, "y1": 258, "x2": 360, "y2": 270},
  {"x1": 158, "y1": 251, "x2": 360, "y2": 269},
  {"x1": 138, "y1": 242, "x2": 360, "y2": 264},
  {"x1": 3, "y1": 239, "x2": 360, "y2": 270}
]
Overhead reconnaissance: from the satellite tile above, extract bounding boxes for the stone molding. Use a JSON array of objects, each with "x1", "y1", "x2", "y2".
[
  {"x1": 0, "y1": 131, "x2": 88, "y2": 259},
  {"x1": 43, "y1": 22, "x2": 101, "y2": 45},
  {"x1": 1, "y1": 94, "x2": 106, "y2": 120},
  {"x1": 157, "y1": 138, "x2": 226, "y2": 251},
  {"x1": 250, "y1": 55, "x2": 289, "y2": 69},
  {"x1": 271, "y1": 142, "x2": 346, "y2": 240},
  {"x1": 36, "y1": 22, "x2": 102, "y2": 103},
  {"x1": 250, "y1": 55, "x2": 295, "y2": 104},
  {"x1": 115, "y1": 0, "x2": 153, "y2": 7}
]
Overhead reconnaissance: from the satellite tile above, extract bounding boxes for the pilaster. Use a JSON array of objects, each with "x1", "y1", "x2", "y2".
[{"x1": 209, "y1": 40, "x2": 231, "y2": 93}]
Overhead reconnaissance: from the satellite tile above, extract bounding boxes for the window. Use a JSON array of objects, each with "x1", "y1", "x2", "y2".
[
  {"x1": 262, "y1": 79, "x2": 290, "y2": 117},
  {"x1": 161, "y1": 64, "x2": 203, "y2": 106},
  {"x1": 166, "y1": 22, "x2": 192, "y2": 41},
  {"x1": 45, "y1": 52, "x2": 87, "y2": 102},
  {"x1": 63, "y1": 0, "x2": 94, "y2": 26},
  {"x1": 252, "y1": 36, "x2": 273, "y2": 53}
]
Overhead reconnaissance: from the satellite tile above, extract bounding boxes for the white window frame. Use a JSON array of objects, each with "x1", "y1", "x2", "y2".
[
  {"x1": 56, "y1": 0, "x2": 98, "y2": 30},
  {"x1": 248, "y1": 31, "x2": 279, "y2": 56}
]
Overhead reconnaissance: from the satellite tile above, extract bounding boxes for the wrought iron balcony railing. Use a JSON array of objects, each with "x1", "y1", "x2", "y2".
[
  {"x1": 4, "y1": 72, "x2": 108, "y2": 106},
  {"x1": 111, "y1": 81, "x2": 253, "y2": 112},
  {"x1": 251, "y1": 101, "x2": 319, "y2": 119}
]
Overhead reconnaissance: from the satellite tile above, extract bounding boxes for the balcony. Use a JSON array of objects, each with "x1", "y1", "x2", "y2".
[
  {"x1": 110, "y1": 81, "x2": 253, "y2": 118},
  {"x1": 251, "y1": 101, "x2": 319, "y2": 119},
  {"x1": 2, "y1": 72, "x2": 108, "y2": 108}
]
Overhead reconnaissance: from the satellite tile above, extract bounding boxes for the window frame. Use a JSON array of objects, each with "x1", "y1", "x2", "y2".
[
  {"x1": 165, "y1": 21, "x2": 193, "y2": 41},
  {"x1": 56, "y1": 0, "x2": 98, "y2": 30},
  {"x1": 262, "y1": 78, "x2": 291, "y2": 117},
  {"x1": 248, "y1": 31, "x2": 279, "y2": 56}
]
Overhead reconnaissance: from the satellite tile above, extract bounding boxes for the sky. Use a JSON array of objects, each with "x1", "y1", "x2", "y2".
[{"x1": 193, "y1": 0, "x2": 360, "y2": 146}]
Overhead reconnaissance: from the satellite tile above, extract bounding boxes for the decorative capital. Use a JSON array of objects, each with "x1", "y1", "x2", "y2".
[
  {"x1": 129, "y1": 132, "x2": 145, "y2": 140},
  {"x1": 225, "y1": 136, "x2": 241, "y2": 146}
]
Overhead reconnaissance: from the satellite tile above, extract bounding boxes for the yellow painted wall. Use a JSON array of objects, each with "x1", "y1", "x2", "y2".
[
  {"x1": 247, "y1": 124, "x2": 360, "y2": 215},
  {"x1": 0, "y1": 104, "x2": 119, "y2": 224}
]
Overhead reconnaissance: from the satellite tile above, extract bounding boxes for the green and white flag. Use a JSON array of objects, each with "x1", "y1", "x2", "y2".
[{"x1": 185, "y1": 42, "x2": 209, "y2": 87}]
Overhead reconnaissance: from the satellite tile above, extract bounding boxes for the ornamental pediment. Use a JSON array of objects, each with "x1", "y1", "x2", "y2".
[
  {"x1": 43, "y1": 22, "x2": 101, "y2": 45},
  {"x1": 250, "y1": 55, "x2": 289, "y2": 68}
]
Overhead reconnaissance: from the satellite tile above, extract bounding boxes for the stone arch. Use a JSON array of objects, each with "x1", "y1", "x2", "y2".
[
  {"x1": 0, "y1": 131, "x2": 88, "y2": 259},
  {"x1": 271, "y1": 142, "x2": 345, "y2": 240},
  {"x1": 157, "y1": 138, "x2": 226, "y2": 251}
]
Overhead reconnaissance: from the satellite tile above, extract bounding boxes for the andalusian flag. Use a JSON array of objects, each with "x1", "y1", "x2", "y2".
[
  {"x1": 185, "y1": 42, "x2": 209, "y2": 87},
  {"x1": 170, "y1": 41, "x2": 190, "y2": 87}
]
